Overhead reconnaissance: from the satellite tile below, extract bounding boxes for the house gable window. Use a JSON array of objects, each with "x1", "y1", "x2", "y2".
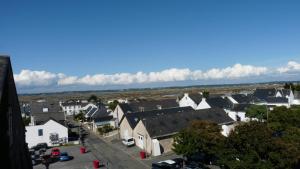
[{"x1": 38, "y1": 129, "x2": 43, "y2": 136}]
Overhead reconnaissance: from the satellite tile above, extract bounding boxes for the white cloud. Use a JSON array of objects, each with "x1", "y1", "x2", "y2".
[
  {"x1": 195, "y1": 64, "x2": 268, "y2": 80},
  {"x1": 14, "y1": 63, "x2": 269, "y2": 88},
  {"x1": 277, "y1": 61, "x2": 300, "y2": 73},
  {"x1": 14, "y1": 69, "x2": 61, "y2": 86}
]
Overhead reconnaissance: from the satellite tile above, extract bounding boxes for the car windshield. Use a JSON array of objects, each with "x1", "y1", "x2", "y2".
[
  {"x1": 52, "y1": 149, "x2": 59, "y2": 152},
  {"x1": 127, "y1": 138, "x2": 133, "y2": 142}
]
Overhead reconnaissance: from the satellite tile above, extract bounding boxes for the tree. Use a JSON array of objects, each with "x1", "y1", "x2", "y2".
[
  {"x1": 220, "y1": 122, "x2": 284, "y2": 169},
  {"x1": 97, "y1": 124, "x2": 114, "y2": 135},
  {"x1": 295, "y1": 84, "x2": 300, "y2": 91},
  {"x1": 173, "y1": 120, "x2": 224, "y2": 163},
  {"x1": 219, "y1": 120, "x2": 300, "y2": 169},
  {"x1": 22, "y1": 116, "x2": 31, "y2": 126},
  {"x1": 108, "y1": 100, "x2": 119, "y2": 111},
  {"x1": 202, "y1": 90, "x2": 210, "y2": 99},
  {"x1": 74, "y1": 112, "x2": 85, "y2": 122},
  {"x1": 284, "y1": 83, "x2": 294, "y2": 90},
  {"x1": 88, "y1": 94, "x2": 100, "y2": 102},
  {"x1": 245, "y1": 105, "x2": 267, "y2": 121}
]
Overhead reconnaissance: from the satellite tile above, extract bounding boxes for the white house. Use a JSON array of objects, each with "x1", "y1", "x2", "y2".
[
  {"x1": 25, "y1": 119, "x2": 68, "y2": 148},
  {"x1": 196, "y1": 98, "x2": 211, "y2": 109},
  {"x1": 178, "y1": 93, "x2": 232, "y2": 110},
  {"x1": 178, "y1": 93, "x2": 200, "y2": 109},
  {"x1": 225, "y1": 104, "x2": 253, "y2": 122},
  {"x1": 60, "y1": 100, "x2": 91, "y2": 116},
  {"x1": 275, "y1": 89, "x2": 294, "y2": 104}
]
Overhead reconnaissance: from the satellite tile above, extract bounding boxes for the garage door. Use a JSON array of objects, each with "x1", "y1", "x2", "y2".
[
  {"x1": 137, "y1": 134, "x2": 144, "y2": 149},
  {"x1": 123, "y1": 129, "x2": 129, "y2": 139}
]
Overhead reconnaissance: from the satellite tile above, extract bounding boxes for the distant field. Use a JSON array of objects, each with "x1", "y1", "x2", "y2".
[{"x1": 18, "y1": 82, "x2": 286, "y2": 103}]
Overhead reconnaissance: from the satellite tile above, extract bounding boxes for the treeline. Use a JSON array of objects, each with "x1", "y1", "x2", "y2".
[
  {"x1": 173, "y1": 106, "x2": 300, "y2": 169},
  {"x1": 284, "y1": 83, "x2": 300, "y2": 91}
]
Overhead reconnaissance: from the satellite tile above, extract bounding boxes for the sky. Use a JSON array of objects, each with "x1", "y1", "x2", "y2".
[{"x1": 1, "y1": 0, "x2": 300, "y2": 93}]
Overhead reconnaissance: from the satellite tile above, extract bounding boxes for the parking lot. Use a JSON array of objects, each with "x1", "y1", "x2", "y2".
[
  {"x1": 108, "y1": 138, "x2": 221, "y2": 169},
  {"x1": 32, "y1": 120, "x2": 184, "y2": 169},
  {"x1": 33, "y1": 145, "x2": 99, "y2": 169},
  {"x1": 110, "y1": 138, "x2": 182, "y2": 167}
]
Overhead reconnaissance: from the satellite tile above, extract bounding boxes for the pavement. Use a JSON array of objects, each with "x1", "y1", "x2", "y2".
[{"x1": 33, "y1": 119, "x2": 184, "y2": 169}]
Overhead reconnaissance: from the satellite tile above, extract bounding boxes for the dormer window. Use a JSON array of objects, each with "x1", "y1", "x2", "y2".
[{"x1": 157, "y1": 105, "x2": 162, "y2": 109}]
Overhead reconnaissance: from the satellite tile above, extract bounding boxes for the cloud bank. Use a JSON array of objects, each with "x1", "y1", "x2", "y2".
[{"x1": 14, "y1": 61, "x2": 300, "y2": 92}]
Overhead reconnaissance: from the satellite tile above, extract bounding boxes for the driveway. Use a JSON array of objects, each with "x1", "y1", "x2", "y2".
[{"x1": 85, "y1": 131, "x2": 150, "y2": 169}]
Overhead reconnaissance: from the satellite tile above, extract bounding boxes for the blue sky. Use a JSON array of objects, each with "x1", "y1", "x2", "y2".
[{"x1": 1, "y1": 0, "x2": 300, "y2": 93}]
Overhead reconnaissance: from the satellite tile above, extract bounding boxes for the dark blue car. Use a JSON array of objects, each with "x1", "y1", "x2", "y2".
[{"x1": 59, "y1": 152, "x2": 71, "y2": 161}]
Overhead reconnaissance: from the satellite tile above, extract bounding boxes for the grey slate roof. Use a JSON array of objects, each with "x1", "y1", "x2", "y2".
[
  {"x1": 142, "y1": 108, "x2": 234, "y2": 138},
  {"x1": 86, "y1": 107, "x2": 97, "y2": 117},
  {"x1": 30, "y1": 101, "x2": 64, "y2": 124},
  {"x1": 32, "y1": 112, "x2": 65, "y2": 125},
  {"x1": 206, "y1": 97, "x2": 232, "y2": 109},
  {"x1": 265, "y1": 97, "x2": 288, "y2": 103},
  {"x1": 94, "y1": 115, "x2": 114, "y2": 123},
  {"x1": 178, "y1": 93, "x2": 203, "y2": 104},
  {"x1": 127, "y1": 99, "x2": 179, "y2": 112},
  {"x1": 30, "y1": 101, "x2": 61, "y2": 114},
  {"x1": 231, "y1": 94, "x2": 253, "y2": 104},
  {"x1": 277, "y1": 89, "x2": 291, "y2": 97},
  {"x1": 122, "y1": 107, "x2": 194, "y2": 129},
  {"x1": 231, "y1": 104, "x2": 253, "y2": 112},
  {"x1": 253, "y1": 88, "x2": 277, "y2": 100},
  {"x1": 188, "y1": 93, "x2": 203, "y2": 104},
  {"x1": 118, "y1": 98, "x2": 178, "y2": 114},
  {"x1": 85, "y1": 103, "x2": 109, "y2": 119}
]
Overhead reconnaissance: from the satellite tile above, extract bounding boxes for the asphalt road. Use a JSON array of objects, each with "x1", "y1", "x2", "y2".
[{"x1": 85, "y1": 130, "x2": 150, "y2": 169}]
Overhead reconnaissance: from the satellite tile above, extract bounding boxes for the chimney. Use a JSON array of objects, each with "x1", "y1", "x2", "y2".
[
  {"x1": 30, "y1": 116, "x2": 35, "y2": 126},
  {"x1": 184, "y1": 93, "x2": 189, "y2": 97}
]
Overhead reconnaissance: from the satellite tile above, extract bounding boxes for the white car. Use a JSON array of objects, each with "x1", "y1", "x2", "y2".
[{"x1": 122, "y1": 137, "x2": 135, "y2": 147}]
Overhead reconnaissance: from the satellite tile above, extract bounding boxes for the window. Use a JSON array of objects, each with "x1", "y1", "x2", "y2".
[
  {"x1": 38, "y1": 129, "x2": 43, "y2": 136},
  {"x1": 42, "y1": 108, "x2": 49, "y2": 112},
  {"x1": 138, "y1": 135, "x2": 143, "y2": 141}
]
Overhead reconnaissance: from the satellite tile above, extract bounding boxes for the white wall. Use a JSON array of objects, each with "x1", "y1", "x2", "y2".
[
  {"x1": 196, "y1": 98, "x2": 211, "y2": 110},
  {"x1": 26, "y1": 119, "x2": 68, "y2": 148},
  {"x1": 227, "y1": 96, "x2": 238, "y2": 104},
  {"x1": 221, "y1": 124, "x2": 236, "y2": 137},
  {"x1": 113, "y1": 105, "x2": 125, "y2": 125},
  {"x1": 179, "y1": 93, "x2": 197, "y2": 109},
  {"x1": 226, "y1": 110, "x2": 250, "y2": 122}
]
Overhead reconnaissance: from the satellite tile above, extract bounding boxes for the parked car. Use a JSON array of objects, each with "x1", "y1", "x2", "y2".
[
  {"x1": 51, "y1": 148, "x2": 60, "y2": 157},
  {"x1": 152, "y1": 158, "x2": 183, "y2": 169},
  {"x1": 122, "y1": 137, "x2": 135, "y2": 147},
  {"x1": 59, "y1": 152, "x2": 71, "y2": 161},
  {"x1": 32, "y1": 143, "x2": 48, "y2": 152},
  {"x1": 29, "y1": 149, "x2": 36, "y2": 158}
]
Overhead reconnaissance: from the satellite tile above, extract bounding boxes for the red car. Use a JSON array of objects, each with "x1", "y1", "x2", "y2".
[{"x1": 51, "y1": 148, "x2": 60, "y2": 157}]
